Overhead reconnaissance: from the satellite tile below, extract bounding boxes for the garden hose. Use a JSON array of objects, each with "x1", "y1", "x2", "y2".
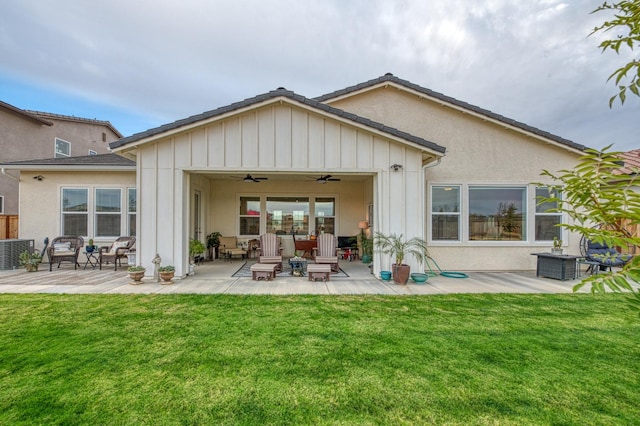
[{"x1": 424, "y1": 256, "x2": 469, "y2": 279}]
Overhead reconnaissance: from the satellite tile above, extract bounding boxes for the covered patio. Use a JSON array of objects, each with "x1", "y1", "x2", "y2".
[{"x1": 0, "y1": 258, "x2": 590, "y2": 295}]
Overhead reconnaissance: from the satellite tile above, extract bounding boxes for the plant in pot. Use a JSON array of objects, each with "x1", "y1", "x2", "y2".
[
  {"x1": 206, "y1": 231, "x2": 222, "y2": 260},
  {"x1": 19, "y1": 250, "x2": 42, "y2": 272},
  {"x1": 86, "y1": 238, "x2": 96, "y2": 253},
  {"x1": 158, "y1": 265, "x2": 175, "y2": 284},
  {"x1": 360, "y1": 236, "x2": 373, "y2": 264},
  {"x1": 127, "y1": 265, "x2": 146, "y2": 284},
  {"x1": 551, "y1": 237, "x2": 563, "y2": 255},
  {"x1": 374, "y1": 232, "x2": 428, "y2": 284},
  {"x1": 190, "y1": 239, "x2": 206, "y2": 261}
]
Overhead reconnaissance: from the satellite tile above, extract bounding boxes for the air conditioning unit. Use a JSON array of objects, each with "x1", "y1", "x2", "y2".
[{"x1": 0, "y1": 239, "x2": 35, "y2": 270}]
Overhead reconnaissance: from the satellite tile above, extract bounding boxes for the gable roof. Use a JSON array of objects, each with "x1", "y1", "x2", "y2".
[
  {"x1": 0, "y1": 153, "x2": 135, "y2": 171},
  {"x1": 315, "y1": 73, "x2": 587, "y2": 153},
  {"x1": 110, "y1": 88, "x2": 446, "y2": 155},
  {"x1": 0, "y1": 100, "x2": 53, "y2": 126}
]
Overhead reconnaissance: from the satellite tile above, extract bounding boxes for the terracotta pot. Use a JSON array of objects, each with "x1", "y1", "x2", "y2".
[
  {"x1": 24, "y1": 263, "x2": 39, "y2": 272},
  {"x1": 160, "y1": 271, "x2": 175, "y2": 283},
  {"x1": 128, "y1": 270, "x2": 145, "y2": 284},
  {"x1": 392, "y1": 264, "x2": 410, "y2": 284}
]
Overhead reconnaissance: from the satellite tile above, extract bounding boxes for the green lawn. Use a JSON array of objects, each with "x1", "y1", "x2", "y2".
[{"x1": 0, "y1": 293, "x2": 638, "y2": 425}]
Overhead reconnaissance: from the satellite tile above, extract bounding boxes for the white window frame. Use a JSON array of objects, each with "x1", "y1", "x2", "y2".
[
  {"x1": 0, "y1": 195, "x2": 4, "y2": 214},
  {"x1": 127, "y1": 188, "x2": 137, "y2": 236},
  {"x1": 55, "y1": 138, "x2": 71, "y2": 158},
  {"x1": 429, "y1": 183, "x2": 542, "y2": 245},
  {"x1": 430, "y1": 185, "x2": 461, "y2": 242},
  {"x1": 94, "y1": 188, "x2": 122, "y2": 238},
  {"x1": 88, "y1": 149, "x2": 97, "y2": 155},
  {"x1": 61, "y1": 187, "x2": 89, "y2": 236},
  {"x1": 534, "y1": 186, "x2": 563, "y2": 243}
]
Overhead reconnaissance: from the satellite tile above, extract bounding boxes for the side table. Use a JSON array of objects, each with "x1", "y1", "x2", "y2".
[
  {"x1": 289, "y1": 259, "x2": 307, "y2": 277},
  {"x1": 83, "y1": 251, "x2": 99, "y2": 269}
]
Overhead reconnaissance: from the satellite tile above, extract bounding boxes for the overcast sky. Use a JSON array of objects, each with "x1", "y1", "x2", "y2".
[{"x1": 1, "y1": 0, "x2": 638, "y2": 152}]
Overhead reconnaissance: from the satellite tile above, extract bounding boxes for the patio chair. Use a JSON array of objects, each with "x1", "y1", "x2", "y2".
[
  {"x1": 48, "y1": 236, "x2": 84, "y2": 271},
  {"x1": 218, "y1": 236, "x2": 246, "y2": 262},
  {"x1": 258, "y1": 233, "x2": 283, "y2": 271},
  {"x1": 99, "y1": 236, "x2": 136, "y2": 271},
  {"x1": 580, "y1": 236, "x2": 633, "y2": 273},
  {"x1": 312, "y1": 233, "x2": 339, "y2": 272}
]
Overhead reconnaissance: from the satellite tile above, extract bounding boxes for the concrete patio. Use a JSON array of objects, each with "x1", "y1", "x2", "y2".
[{"x1": 0, "y1": 258, "x2": 592, "y2": 295}]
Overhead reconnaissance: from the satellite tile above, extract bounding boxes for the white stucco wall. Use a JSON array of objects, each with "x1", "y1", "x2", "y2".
[{"x1": 329, "y1": 86, "x2": 584, "y2": 271}]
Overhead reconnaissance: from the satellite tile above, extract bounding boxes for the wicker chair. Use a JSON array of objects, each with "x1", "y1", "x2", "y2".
[
  {"x1": 99, "y1": 236, "x2": 136, "y2": 271},
  {"x1": 48, "y1": 236, "x2": 84, "y2": 271},
  {"x1": 312, "y1": 233, "x2": 339, "y2": 272}
]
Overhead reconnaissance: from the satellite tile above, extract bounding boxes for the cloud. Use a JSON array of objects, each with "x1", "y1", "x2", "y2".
[{"x1": 0, "y1": 0, "x2": 638, "y2": 150}]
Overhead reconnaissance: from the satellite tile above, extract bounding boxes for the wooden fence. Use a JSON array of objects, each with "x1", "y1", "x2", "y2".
[{"x1": 0, "y1": 215, "x2": 19, "y2": 239}]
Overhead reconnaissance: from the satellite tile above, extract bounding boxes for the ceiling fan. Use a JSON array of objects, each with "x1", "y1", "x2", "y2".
[
  {"x1": 233, "y1": 174, "x2": 268, "y2": 183},
  {"x1": 310, "y1": 175, "x2": 341, "y2": 184}
]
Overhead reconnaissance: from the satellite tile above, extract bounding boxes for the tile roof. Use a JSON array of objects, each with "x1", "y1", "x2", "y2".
[
  {"x1": 25, "y1": 110, "x2": 123, "y2": 137},
  {"x1": 315, "y1": 73, "x2": 587, "y2": 152},
  {"x1": 110, "y1": 88, "x2": 446, "y2": 154},
  {"x1": 618, "y1": 149, "x2": 640, "y2": 175},
  {"x1": 0, "y1": 153, "x2": 135, "y2": 168}
]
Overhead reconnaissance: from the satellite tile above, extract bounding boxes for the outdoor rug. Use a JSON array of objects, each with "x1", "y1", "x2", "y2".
[{"x1": 232, "y1": 260, "x2": 349, "y2": 278}]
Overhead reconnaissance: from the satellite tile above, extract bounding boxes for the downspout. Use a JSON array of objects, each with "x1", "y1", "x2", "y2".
[
  {"x1": 1, "y1": 168, "x2": 20, "y2": 182},
  {"x1": 421, "y1": 157, "x2": 443, "y2": 243}
]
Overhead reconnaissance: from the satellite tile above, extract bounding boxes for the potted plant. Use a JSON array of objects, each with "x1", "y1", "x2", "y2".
[
  {"x1": 206, "y1": 231, "x2": 222, "y2": 259},
  {"x1": 190, "y1": 239, "x2": 206, "y2": 261},
  {"x1": 551, "y1": 237, "x2": 563, "y2": 255},
  {"x1": 360, "y1": 237, "x2": 373, "y2": 264},
  {"x1": 19, "y1": 250, "x2": 42, "y2": 272},
  {"x1": 374, "y1": 232, "x2": 428, "y2": 284},
  {"x1": 127, "y1": 265, "x2": 146, "y2": 284},
  {"x1": 158, "y1": 265, "x2": 175, "y2": 284},
  {"x1": 86, "y1": 238, "x2": 96, "y2": 253}
]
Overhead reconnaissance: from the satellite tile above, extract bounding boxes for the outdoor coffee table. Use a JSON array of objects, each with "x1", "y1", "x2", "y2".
[{"x1": 289, "y1": 259, "x2": 307, "y2": 276}]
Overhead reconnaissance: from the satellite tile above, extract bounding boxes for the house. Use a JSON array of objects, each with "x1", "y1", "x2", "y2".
[
  {"x1": 2, "y1": 74, "x2": 588, "y2": 277},
  {"x1": 0, "y1": 100, "x2": 122, "y2": 237}
]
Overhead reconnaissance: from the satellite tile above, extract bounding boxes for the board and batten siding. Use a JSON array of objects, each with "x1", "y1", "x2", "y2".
[{"x1": 136, "y1": 103, "x2": 428, "y2": 276}]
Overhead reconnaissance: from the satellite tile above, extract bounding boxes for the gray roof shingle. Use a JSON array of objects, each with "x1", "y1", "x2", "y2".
[
  {"x1": 315, "y1": 73, "x2": 587, "y2": 152},
  {"x1": 0, "y1": 153, "x2": 135, "y2": 168},
  {"x1": 110, "y1": 89, "x2": 446, "y2": 154}
]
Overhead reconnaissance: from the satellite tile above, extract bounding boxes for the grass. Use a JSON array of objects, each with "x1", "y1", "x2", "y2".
[{"x1": 0, "y1": 293, "x2": 638, "y2": 425}]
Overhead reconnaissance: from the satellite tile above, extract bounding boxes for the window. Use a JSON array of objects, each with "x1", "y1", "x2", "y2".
[
  {"x1": 62, "y1": 188, "x2": 88, "y2": 235},
  {"x1": 55, "y1": 138, "x2": 71, "y2": 158},
  {"x1": 239, "y1": 196, "x2": 260, "y2": 235},
  {"x1": 266, "y1": 197, "x2": 309, "y2": 235},
  {"x1": 469, "y1": 186, "x2": 526, "y2": 241},
  {"x1": 128, "y1": 188, "x2": 137, "y2": 236},
  {"x1": 431, "y1": 186, "x2": 460, "y2": 241},
  {"x1": 535, "y1": 187, "x2": 562, "y2": 241},
  {"x1": 95, "y1": 188, "x2": 121, "y2": 237},
  {"x1": 315, "y1": 197, "x2": 335, "y2": 234},
  {"x1": 88, "y1": 150, "x2": 97, "y2": 155},
  {"x1": 0, "y1": 195, "x2": 4, "y2": 214}
]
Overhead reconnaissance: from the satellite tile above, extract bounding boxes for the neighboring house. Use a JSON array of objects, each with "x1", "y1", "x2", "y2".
[
  {"x1": 3, "y1": 74, "x2": 590, "y2": 277},
  {"x1": 0, "y1": 100, "x2": 122, "y2": 221}
]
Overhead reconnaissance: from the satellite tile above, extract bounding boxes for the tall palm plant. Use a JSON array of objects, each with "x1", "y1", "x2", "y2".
[{"x1": 374, "y1": 232, "x2": 428, "y2": 265}]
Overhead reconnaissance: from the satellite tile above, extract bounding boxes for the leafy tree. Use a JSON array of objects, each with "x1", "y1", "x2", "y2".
[
  {"x1": 539, "y1": 146, "x2": 640, "y2": 314},
  {"x1": 590, "y1": 0, "x2": 640, "y2": 106}
]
